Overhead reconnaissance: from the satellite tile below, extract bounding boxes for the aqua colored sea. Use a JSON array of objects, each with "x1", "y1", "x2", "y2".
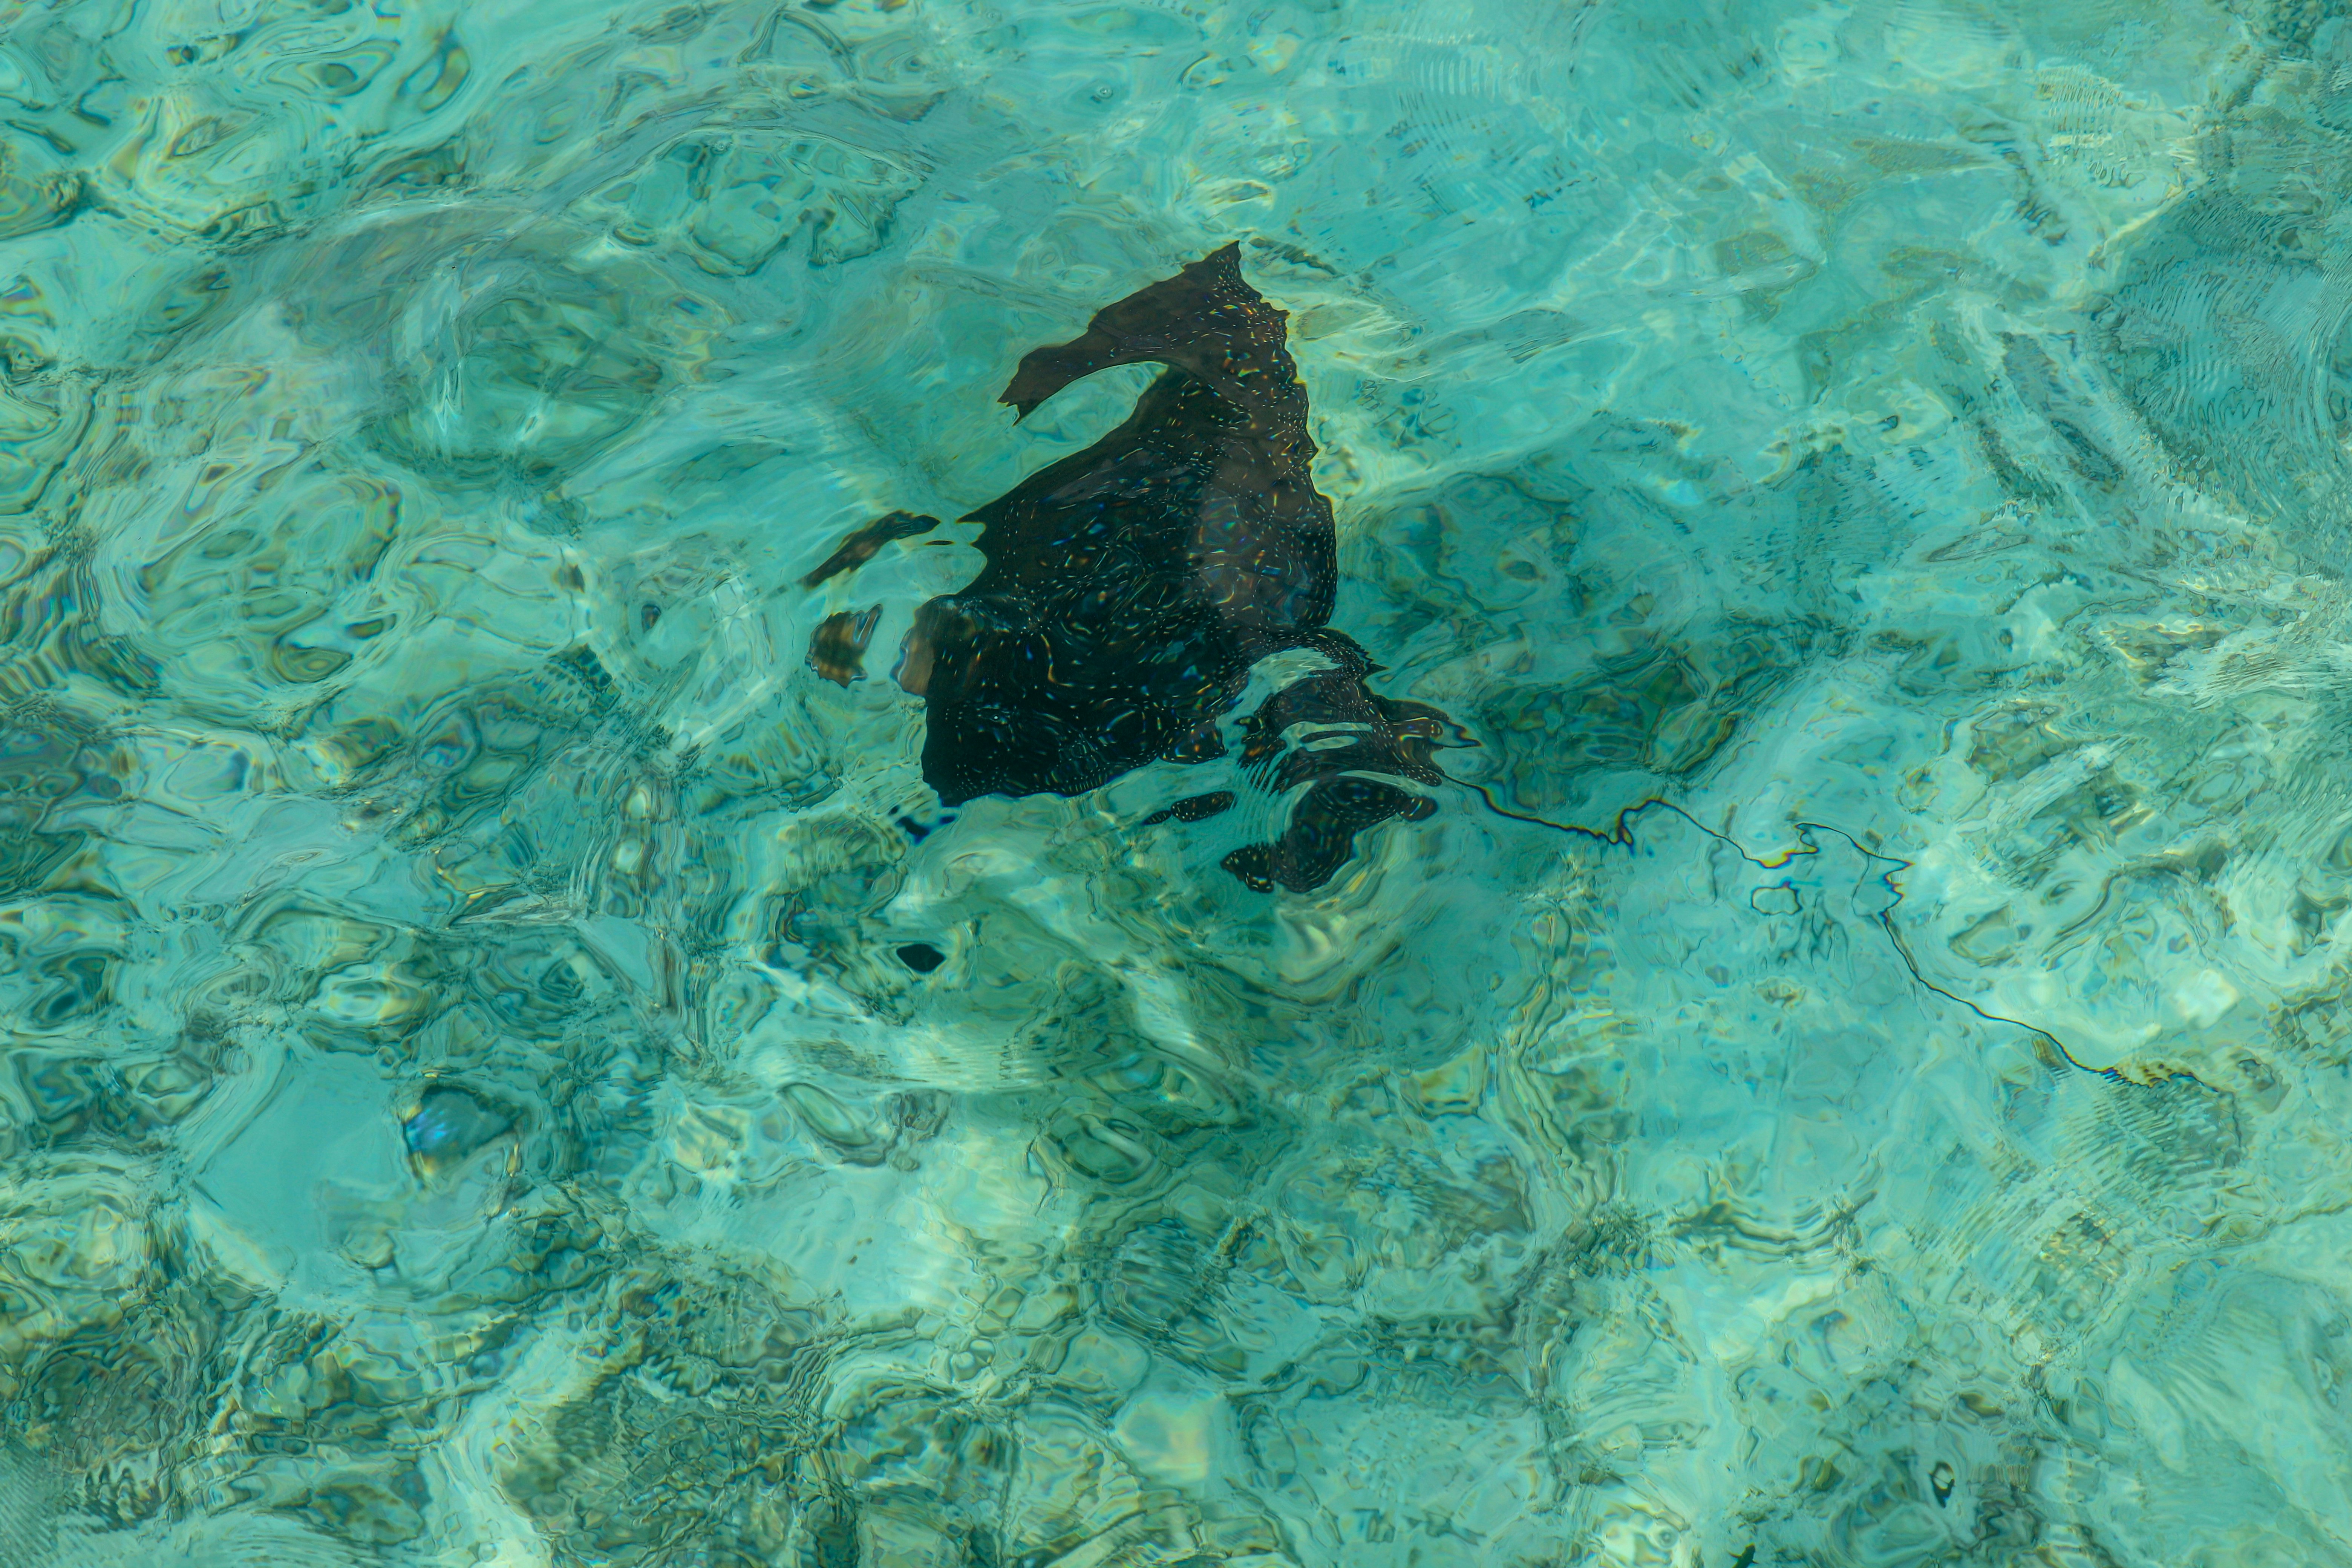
[{"x1": 0, "y1": 0, "x2": 2344, "y2": 1563}]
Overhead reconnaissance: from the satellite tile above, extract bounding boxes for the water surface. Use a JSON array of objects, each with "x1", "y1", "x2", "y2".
[{"x1": 0, "y1": 0, "x2": 2346, "y2": 1563}]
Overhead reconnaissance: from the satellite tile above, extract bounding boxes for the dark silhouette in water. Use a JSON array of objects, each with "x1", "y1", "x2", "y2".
[
  {"x1": 891, "y1": 244, "x2": 1467, "y2": 892},
  {"x1": 806, "y1": 605, "x2": 882, "y2": 685},
  {"x1": 1140, "y1": 790, "x2": 1235, "y2": 827},
  {"x1": 801, "y1": 510, "x2": 939, "y2": 588}
]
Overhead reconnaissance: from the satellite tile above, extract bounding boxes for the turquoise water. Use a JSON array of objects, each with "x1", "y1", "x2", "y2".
[{"x1": 2, "y1": 0, "x2": 2348, "y2": 1562}]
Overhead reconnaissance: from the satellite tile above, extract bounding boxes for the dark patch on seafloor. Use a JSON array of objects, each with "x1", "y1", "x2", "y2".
[
  {"x1": 896, "y1": 942, "x2": 946, "y2": 974},
  {"x1": 892, "y1": 245, "x2": 1468, "y2": 892},
  {"x1": 801, "y1": 510, "x2": 940, "y2": 588},
  {"x1": 1141, "y1": 790, "x2": 1234, "y2": 826},
  {"x1": 807, "y1": 605, "x2": 882, "y2": 686}
]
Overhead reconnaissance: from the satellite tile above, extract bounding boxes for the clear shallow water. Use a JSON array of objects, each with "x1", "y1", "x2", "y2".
[{"x1": 1, "y1": 0, "x2": 2348, "y2": 1562}]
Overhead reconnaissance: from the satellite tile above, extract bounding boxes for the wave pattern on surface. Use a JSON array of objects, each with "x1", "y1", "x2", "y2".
[{"x1": 2, "y1": 0, "x2": 2350, "y2": 1564}]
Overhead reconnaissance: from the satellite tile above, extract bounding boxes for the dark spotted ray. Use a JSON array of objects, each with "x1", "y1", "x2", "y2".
[{"x1": 894, "y1": 244, "x2": 1469, "y2": 891}]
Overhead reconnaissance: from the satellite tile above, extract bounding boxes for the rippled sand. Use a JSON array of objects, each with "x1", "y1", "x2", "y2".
[{"x1": 1, "y1": 0, "x2": 2347, "y2": 1563}]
